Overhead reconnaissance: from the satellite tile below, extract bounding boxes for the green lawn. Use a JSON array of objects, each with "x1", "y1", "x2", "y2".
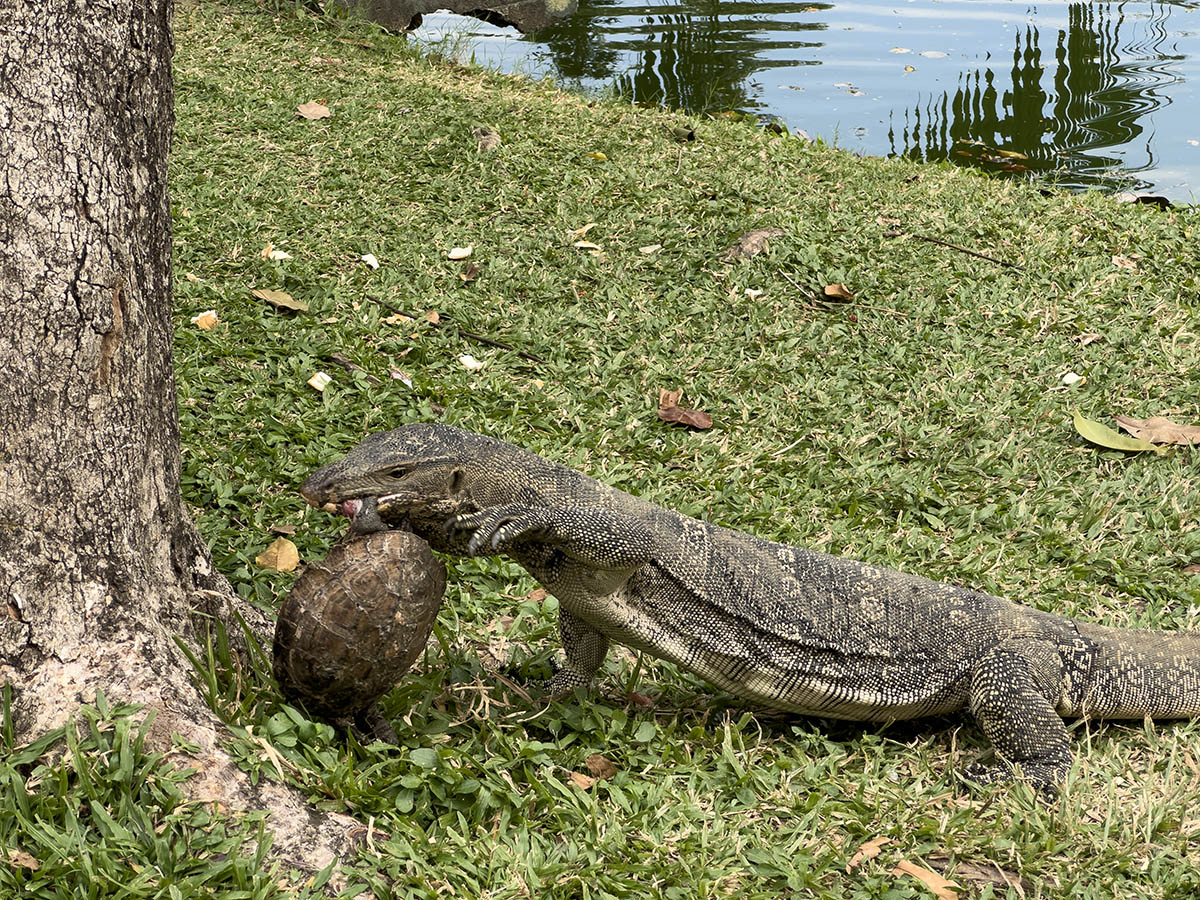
[{"x1": 8, "y1": 0, "x2": 1200, "y2": 896}]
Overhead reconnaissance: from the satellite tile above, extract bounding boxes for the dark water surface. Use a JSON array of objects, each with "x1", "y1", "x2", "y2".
[{"x1": 420, "y1": 1, "x2": 1200, "y2": 202}]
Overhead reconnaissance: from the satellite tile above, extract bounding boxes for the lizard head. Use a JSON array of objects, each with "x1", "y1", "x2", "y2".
[{"x1": 299, "y1": 423, "x2": 485, "y2": 544}]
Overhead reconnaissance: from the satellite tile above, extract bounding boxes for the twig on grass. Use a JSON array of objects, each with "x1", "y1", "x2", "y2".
[{"x1": 370, "y1": 298, "x2": 548, "y2": 365}]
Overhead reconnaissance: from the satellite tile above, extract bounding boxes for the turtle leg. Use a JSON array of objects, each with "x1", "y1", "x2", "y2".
[{"x1": 352, "y1": 705, "x2": 400, "y2": 745}]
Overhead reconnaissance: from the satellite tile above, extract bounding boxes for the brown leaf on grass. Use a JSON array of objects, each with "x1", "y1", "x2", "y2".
[
  {"x1": 925, "y1": 855, "x2": 1030, "y2": 898},
  {"x1": 627, "y1": 692, "x2": 655, "y2": 708},
  {"x1": 472, "y1": 124, "x2": 501, "y2": 151},
  {"x1": 460, "y1": 262, "x2": 480, "y2": 283},
  {"x1": 1112, "y1": 254, "x2": 1138, "y2": 270},
  {"x1": 892, "y1": 860, "x2": 962, "y2": 899},
  {"x1": 269, "y1": 523, "x2": 297, "y2": 535},
  {"x1": 6, "y1": 849, "x2": 39, "y2": 871},
  {"x1": 1183, "y1": 564, "x2": 1200, "y2": 575},
  {"x1": 251, "y1": 288, "x2": 308, "y2": 312},
  {"x1": 525, "y1": 588, "x2": 549, "y2": 604},
  {"x1": 255, "y1": 537, "x2": 299, "y2": 573},
  {"x1": 296, "y1": 100, "x2": 331, "y2": 120},
  {"x1": 425, "y1": 310, "x2": 440, "y2": 324},
  {"x1": 1114, "y1": 415, "x2": 1200, "y2": 446},
  {"x1": 723, "y1": 227, "x2": 785, "y2": 260},
  {"x1": 658, "y1": 388, "x2": 713, "y2": 430},
  {"x1": 846, "y1": 836, "x2": 892, "y2": 872},
  {"x1": 568, "y1": 771, "x2": 596, "y2": 790},
  {"x1": 586, "y1": 754, "x2": 619, "y2": 780},
  {"x1": 823, "y1": 283, "x2": 854, "y2": 301},
  {"x1": 190, "y1": 310, "x2": 219, "y2": 330}
]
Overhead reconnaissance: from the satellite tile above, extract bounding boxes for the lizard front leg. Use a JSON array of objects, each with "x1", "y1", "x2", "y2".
[
  {"x1": 542, "y1": 610, "x2": 611, "y2": 697},
  {"x1": 448, "y1": 504, "x2": 656, "y2": 569}
]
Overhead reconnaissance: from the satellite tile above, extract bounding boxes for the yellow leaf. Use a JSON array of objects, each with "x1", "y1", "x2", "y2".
[
  {"x1": 904, "y1": 65, "x2": 916, "y2": 72},
  {"x1": 190, "y1": 310, "x2": 219, "y2": 330},
  {"x1": 847, "y1": 836, "x2": 892, "y2": 872},
  {"x1": 447, "y1": 246, "x2": 473, "y2": 260},
  {"x1": 823, "y1": 283, "x2": 854, "y2": 301},
  {"x1": 893, "y1": 860, "x2": 961, "y2": 899},
  {"x1": 296, "y1": 100, "x2": 331, "y2": 120},
  {"x1": 568, "y1": 771, "x2": 596, "y2": 790},
  {"x1": 569, "y1": 223, "x2": 599, "y2": 237},
  {"x1": 1073, "y1": 409, "x2": 1165, "y2": 455},
  {"x1": 639, "y1": 244, "x2": 663, "y2": 255},
  {"x1": 6, "y1": 848, "x2": 40, "y2": 871},
  {"x1": 588, "y1": 151, "x2": 607, "y2": 160},
  {"x1": 256, "y1": 537, "x2": 299, "y2": 573},
  {"x1": 307, "y1": 371, "x2": 332, "y2": 392}
]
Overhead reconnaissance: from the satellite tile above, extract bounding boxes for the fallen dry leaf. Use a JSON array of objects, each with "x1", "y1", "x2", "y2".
[
  {"x1": 1072, "y1": 332, "x2": 1103, "y2": 346},
  {"x1": 823, "y1": 283, "x2": 854, "y2": 301},
  {"x1": 256, "y1": 537, "x2": 299, "y2": 573},
  {"x1": 448, "y1": 246, "x2": 473, "y2": 260},
  {"x1": 361, "y1": 252, "x2": 380, "y2": 269},
  {"x1": 1114, "y1": 415, "x2": 1200, "y2": 446},
  {"x1": 724, "y1": 227, "x2": 785, "y2": 261},
  {"x1": 588, "y1": 151, "x2": 607, "y2": 161},
  {"x1": 6, "y1": 849, "x2": 39, "y2": 871},
  {"x1": 296, "y1": 100, "x2": 331, "y2": 120},
  {"x1": 586, "y1": 754, "x2": 619, "y2": 780},
  {"x1": 657, "y1": 388, "x2": 713, "y2": 431},
  {"x1": 925, "y1": 855, "x2": 1030, "y2": 897},
  {"x1": 1112, "y1": 254, "x2": 1138, "y2": 270},
  {"x1": 269, "y1": 523, "x2": 297, "y2": 535},
  {"x1": 307, "y1": 371, "x2": 332, "y2": 392},
  {"x1": 568, "y1": 771, "x2": 596, "y2": 790},
  {"x1": 847, "y1": 836, "x2": 892, "y2": 872},
  {"x1": 573, "y1": 241, "x2": 602, "y2": 251},
  {"x1": 525, "y1": 588, "x2": 549, "y2": 604},
  {"x1": 627, "y1": 692, "x2": 655, "y2": 708},
  {"x1": 425, "y1": 310, "x2": 440, "y2": 324},
  {"x1": 460, "y1": 262, "x2": 481, "y2": 283},
  {"x1": 458, "y1": 354, "x2": 485, "y2": 371},
  {"x1": 251, "y1": 288, "x2": 308, "y2": 312},
  {"x1": 190, "y1": 309, "x2": 219, "y2": 330},
  {"x1": 569, "y1": 223, "x2": 599, "y2": 237},
  {"x1": 1184, "y1": 564, "x2": 1200, "y2": 575},
  {"x1": 893, "y1": 860, "x2": 961, "y2": 899},
  {"x1": 472, "y1": 124, "x2": 501, "y2": 151},
  {"x1": 639, "y1": 243, "x2": 663, "y2": 255}
]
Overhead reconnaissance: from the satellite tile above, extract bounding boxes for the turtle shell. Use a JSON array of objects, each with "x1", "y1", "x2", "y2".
[{"x1": 273, "y1": 530, "x2": 447, "y2": 719}]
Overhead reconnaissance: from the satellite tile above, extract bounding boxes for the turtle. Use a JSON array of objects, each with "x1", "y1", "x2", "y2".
[{"x1": 273, "y1": 529, "x2": 446, "y2": 742}]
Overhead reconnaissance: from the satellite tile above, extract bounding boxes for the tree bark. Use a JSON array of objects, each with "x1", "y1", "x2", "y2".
[
  {"x1": 0, "y1": 0, "x2": 214, "y2": 736},
  {"x1": 0, "y1": 0, "x2": 360, "y2": 877}
]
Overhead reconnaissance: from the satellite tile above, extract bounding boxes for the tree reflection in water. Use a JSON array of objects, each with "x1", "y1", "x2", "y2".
[{"x1": 890, "y1": 3, "x2": 1182, "y2": 189}]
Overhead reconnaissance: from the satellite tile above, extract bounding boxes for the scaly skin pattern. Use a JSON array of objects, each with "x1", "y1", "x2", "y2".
[{"x1": 300, "y1": 423, "x2": 1200, "y2": 795}]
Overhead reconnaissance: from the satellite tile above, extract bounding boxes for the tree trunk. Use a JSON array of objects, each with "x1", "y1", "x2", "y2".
[
  {"x1": 0, "y1": 0, "x2": 213, "y2": 736},
  {"x1": 0, "y1": 0, "x2": 360, "y2": 877}
]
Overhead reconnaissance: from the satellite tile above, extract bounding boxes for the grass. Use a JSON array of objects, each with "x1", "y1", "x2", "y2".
[{"x1": 9, "y1": 0, "x2": 1200, "y2": 896}]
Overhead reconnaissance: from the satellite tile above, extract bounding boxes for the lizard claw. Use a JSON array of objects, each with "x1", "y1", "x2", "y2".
[{"x1": 448, "y1": 505, "x2": 553, "y2": 556}]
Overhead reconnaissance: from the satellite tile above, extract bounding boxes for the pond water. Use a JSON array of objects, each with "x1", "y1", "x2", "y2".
[{"x1": 418, "y1": 1, "x2": 1200, "y2": 203}]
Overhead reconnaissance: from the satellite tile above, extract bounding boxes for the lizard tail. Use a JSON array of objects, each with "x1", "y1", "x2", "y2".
[{"x1": 1070, "y1": 622, "x2": 1200, "y2": 719}]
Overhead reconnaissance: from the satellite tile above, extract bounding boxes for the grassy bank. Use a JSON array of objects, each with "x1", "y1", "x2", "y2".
[{"x1": 12, "y1": 0, "x2": 1200, "y2": 896}]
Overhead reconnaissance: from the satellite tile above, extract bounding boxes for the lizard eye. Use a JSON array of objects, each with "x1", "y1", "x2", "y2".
[{"x1": 387, "y1": 465, "x2": 412, "y2": 479}]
